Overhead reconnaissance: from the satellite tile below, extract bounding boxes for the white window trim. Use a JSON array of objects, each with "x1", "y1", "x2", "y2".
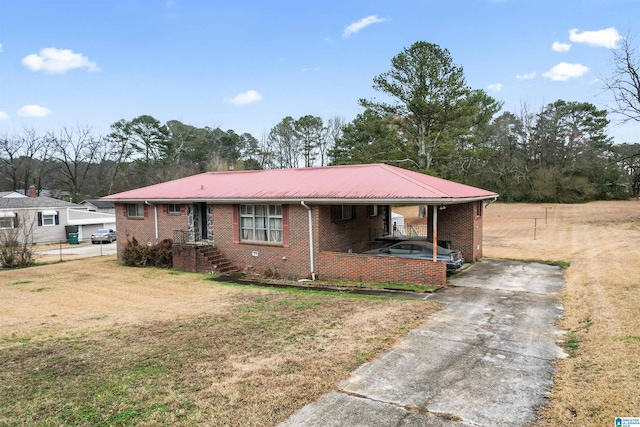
[
  {"x1": 240, "y1": 204, "x2": 283, "y2": 243},
  {"x1": 167, "y1": 203, "x2": 181, "y2": 214},
  {"x1": 42, "y1": 214, "x2": 56, "y2": 227},
  {"x1": 0, "y1": 213, "x2": 16, "y2": 229},
  {"x1": 127, "y1": 203, "x2": 144, "y2": 218}
]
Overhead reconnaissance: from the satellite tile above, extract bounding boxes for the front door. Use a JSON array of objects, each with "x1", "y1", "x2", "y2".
[{"x1": 199, "y1": 202, "x2": 208, "y2": 240}]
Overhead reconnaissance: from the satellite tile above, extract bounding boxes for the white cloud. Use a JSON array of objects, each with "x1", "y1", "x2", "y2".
[
  {"x1": 0, "y1": 111, "x2": 8, "y2": 120},
  {"x1": 487, "y1": 83, "x2": 503, "y2": 92},
  {"x1": 225, "y1": 90, "x2": 262, "y2": 106},
  {"x1": 569, "y1": 27, "x2": 623, "y2": 49},
  {"x1": 343, "y1": 15, "x2": 386, "y2": 38},
  {"x1": 516, "y1": 72, "x2": 536, "y2": 80},
  {"x1": 552, "y1": 41, "x2": 571, "y2": 52},
  {"x1": 17, "y1": 105, "x2": 52, "y2": 118},
  {"x1": 22, "y1": 47, "x2": 99, "y2": 73},
  {"x1": 0, "y1": 43, "x2": 3, "y2": 52},
  {"x1": 302, "y1": 67, "x2": 320, "y2": 72},
  {"x1": 542, "y1": 62, "x2": 589, "y2": 81}
]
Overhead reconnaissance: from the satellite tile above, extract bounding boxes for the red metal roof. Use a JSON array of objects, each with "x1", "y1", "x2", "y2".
[{"x1": 103, "y1": 164, "x2": 498, "y2": 204}]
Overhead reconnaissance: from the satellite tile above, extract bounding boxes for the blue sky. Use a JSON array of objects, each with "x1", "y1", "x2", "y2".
[{"x1": 1, "y1": 0, "x2": 639, "y2": 143}]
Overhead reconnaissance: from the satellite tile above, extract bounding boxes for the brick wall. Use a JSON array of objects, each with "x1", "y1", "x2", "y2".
[
  {"x1": 317, "y1": 251, "x2": 447, "y2": 287},
  {"x1": 317, "y1": 205, "x2": 384, "y2": 253},
  {"x1": 172, "y1": 244, "x2": 197, "y2": 272},
  {"x1": 425, "y1": 202, "x2": 483, "y2": 261},
  {"x1": 212, "y1": 204, "x2": 314, "y2": 279},
  {"x1": 115, "y1": 202, "x2": 189, "y2": 258}
]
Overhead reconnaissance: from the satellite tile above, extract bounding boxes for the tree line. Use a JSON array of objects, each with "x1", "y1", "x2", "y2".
[
  {"x1": 1, "y1": 41, "x2": 639, "y2": 203},
  {"x1": 0, "y1": 114, "x2": 345, "y2": 200}
]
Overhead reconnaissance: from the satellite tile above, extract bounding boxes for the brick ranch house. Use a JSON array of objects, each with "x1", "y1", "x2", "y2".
[{"x1": 102, "y1": 164, "x2": 498, "y2": 287}]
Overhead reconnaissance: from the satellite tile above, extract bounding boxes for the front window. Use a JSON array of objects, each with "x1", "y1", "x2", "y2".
[
  {"x1": 240, "y1": 204, "x2": 282, "y2": 243},
  {"x1": 127, "y1": 203, "x2": 144, "y2": 218},
  {"x1": 167, "y1": 204, "x2": 181, "y2": 214}
]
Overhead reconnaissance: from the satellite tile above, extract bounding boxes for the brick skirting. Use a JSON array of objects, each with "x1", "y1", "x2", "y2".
[{"x1": 317, "y1": 251, "x2": 448, "y2": 287}]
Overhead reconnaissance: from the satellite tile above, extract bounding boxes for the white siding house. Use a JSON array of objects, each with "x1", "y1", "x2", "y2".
[{"x1": 0, "y1": 188, "x2": 116, "y2": 244}]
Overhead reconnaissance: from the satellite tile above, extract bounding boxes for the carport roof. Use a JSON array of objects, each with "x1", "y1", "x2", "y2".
[{"x1": 102, "y1": 163, "x2": 498, "y2": 204}]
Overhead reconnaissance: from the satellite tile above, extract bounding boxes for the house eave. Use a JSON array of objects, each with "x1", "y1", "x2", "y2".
[{"x1": 104, "y1": 195, "x2": 498, "y2": 205}]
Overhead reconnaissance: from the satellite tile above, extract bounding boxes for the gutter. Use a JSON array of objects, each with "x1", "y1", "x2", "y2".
[
  {"x1": 300, "y1": 201, "x2": 316, "y2": 281},
  {"x1": 104, "y1": 195, "x2": 498, "y2": 205},
  {"x1": 145, "y1": 201, "x2": 159, "y2": 244}
]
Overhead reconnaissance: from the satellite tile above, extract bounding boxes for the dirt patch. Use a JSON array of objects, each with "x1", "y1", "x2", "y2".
[{"x1": 0, "y1": 258, "x2": 441, "y2": 426}]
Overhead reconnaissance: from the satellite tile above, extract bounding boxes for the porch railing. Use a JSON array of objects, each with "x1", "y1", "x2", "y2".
[
  {"x1": 173, "y1": 230, "x2": 213, "y2": 245},
  {"x1": 369, "y1": 224, "x2": 429, "y2": 241}
]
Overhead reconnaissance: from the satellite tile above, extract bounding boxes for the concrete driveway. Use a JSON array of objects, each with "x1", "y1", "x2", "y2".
[{"x1": 280, "y1": 258, "x2": 566, "y2": 427}]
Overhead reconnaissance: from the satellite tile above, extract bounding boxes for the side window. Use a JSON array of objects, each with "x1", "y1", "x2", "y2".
[
  {"x1": 0, "y1": 213, "x2": 16, "y2": 229},
  {"x1": 331, "y1": 205, "x2": 354, "y2": 222},
  {"x1": 167, "y1": 204, "x2": 181, "y2": 214},
  {"x1": 388, "y1": 243, "x2": 413, "y2": 255},
  {"x1": 410, "y1": 245, "x2": 423, "y2": 254},
  {"x1": 476, "y1": 201, "x2": 483, "y2": 217},
  {"x1": 127, "y1": 203, "x2": 144, "y2": 218},
  {"x1": 38, "y1": 211, "x2": 59, "y2": 227}
]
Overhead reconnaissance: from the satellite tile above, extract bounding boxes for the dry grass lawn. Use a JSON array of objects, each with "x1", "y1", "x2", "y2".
[
  {"x1": 0, "y1": 257, "x2": 441, "y2": 426},
  {"x1": 2, "y1": 201, "x2": 638, "y2": 426},
  {"x1": 483, "y1": 201, "x2": 640, "y2": 426}
]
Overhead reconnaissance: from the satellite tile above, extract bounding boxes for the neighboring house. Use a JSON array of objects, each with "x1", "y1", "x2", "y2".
[
  {"x1": 79, "y1": 199, "x2": 116, "y2": 215},
  {"x1": 0, "y1": 186, "x2": 116, "y2": 244},
  {"x1": 103, "y1": 164, "x2": 498, "y2": 287}
]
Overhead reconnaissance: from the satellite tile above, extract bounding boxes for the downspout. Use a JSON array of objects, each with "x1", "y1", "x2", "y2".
[
  {"x1": 485, "y1": 196, "x2": 498, "y2": 208},
  {"x1": 432, "y1": 205, "x2": 438, "y2": 262},
  {"x1": 145, "y1": 201, "x2": 159, "y2": 244},
  {"x1": 300, "y1": 201, "x2": 316, "y2": 280}
]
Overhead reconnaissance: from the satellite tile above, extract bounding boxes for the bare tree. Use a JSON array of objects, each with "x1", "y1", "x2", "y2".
[
  {"x1": 320, "y1": 116, "x2": 344, "y2": 166},
  {"x1": 50, "y1": 125, "x2": 102, "y2": 199},
  {"x1": 603, "y1": 35, "x2": 640, "y2": 123},
  {"x1": 0, "y1": 129, "x2": 51, "y2": 194}
]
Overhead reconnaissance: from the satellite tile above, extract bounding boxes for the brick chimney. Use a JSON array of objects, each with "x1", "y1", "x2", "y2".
[{"x1": 28, "y1": 185, "x2": 37, "y2": 198}]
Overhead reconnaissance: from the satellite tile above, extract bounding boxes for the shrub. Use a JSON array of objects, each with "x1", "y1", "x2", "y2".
[
  {"x1": 0, "y1": 233, "x2": 33, "y2": 268},
  {"x1": 122, "y1": 236, "x2": 173, "y2": 268}
]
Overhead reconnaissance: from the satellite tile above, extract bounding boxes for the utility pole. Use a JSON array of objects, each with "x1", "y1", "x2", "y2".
[
  {"x1": 543, "y1": 207, "x2": 552, "y2": 224},
  {"x1": 531, "y1": 217, "x2": 543, "y2": 240}
]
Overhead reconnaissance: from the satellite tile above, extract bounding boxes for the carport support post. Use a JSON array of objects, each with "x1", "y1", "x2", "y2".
[{"x1": 432, "y1": 205, "x2": 438, "y2": 262}]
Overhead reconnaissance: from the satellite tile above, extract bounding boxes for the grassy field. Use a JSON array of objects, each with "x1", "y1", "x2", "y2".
[
  {"x1": 2, "y1": 201, "x2": 638, "y2": 426},
  {"x1": 482, "y1": 201, "x2": 640, "y2": 426},
  {"x1": 0, "y1": 257, "x2": 441, "y2": 426}
]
